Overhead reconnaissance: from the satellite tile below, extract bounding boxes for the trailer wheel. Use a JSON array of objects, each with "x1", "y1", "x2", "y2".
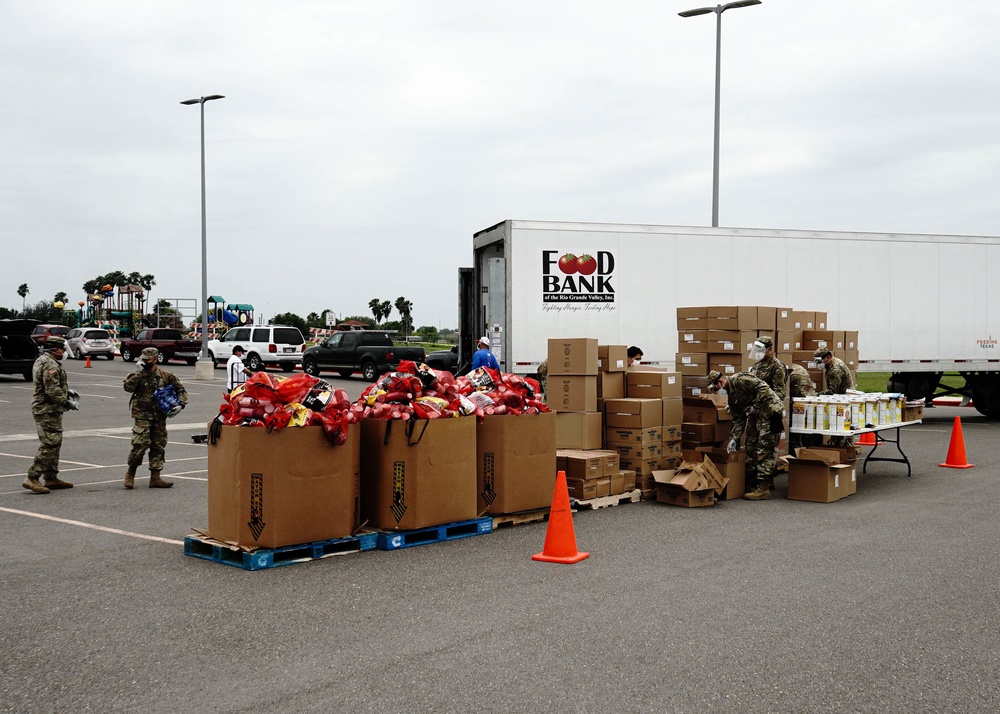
[
  {"x1": 889, "y1": 372, "x2": 939, "y2": 402},
  {"x1": 971, "y1": 374, "x2": 1000, "y2": 418}
]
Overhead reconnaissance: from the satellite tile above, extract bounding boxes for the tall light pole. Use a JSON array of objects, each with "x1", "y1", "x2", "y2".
[
  {"x1": 180, "y1": 94, "x2": 224, "y2": 380},
  {"x1": 679, "y1": 1, "x2": 761, "y2": 228}
]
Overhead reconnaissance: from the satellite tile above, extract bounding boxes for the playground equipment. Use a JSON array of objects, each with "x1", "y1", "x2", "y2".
[{"x1": 206, "y1": 296, "x2": 254, "y2": 337}]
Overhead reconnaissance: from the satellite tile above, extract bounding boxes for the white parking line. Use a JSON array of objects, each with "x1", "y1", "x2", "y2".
[
  {"x1": 0, "y1": 505, "x2": 183, "y2": 545},
  {"x1": 0, "y1": 455, "x2": 206, "y2": 480},
  {"x1": 0, "y1": 422, "x2": 208, "y2": 443}
]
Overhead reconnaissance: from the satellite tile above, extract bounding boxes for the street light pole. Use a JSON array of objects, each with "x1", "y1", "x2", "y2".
[
  {"x1": 180, "y1": 94, "x2": 224, "y2": 380},
  {"x1": 679, "y1": 1, "x2": 761, "y2": 228}
]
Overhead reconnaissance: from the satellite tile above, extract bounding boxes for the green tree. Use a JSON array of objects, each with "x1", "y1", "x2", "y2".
[
  {"x1": 54, "y1": 291, "x2": 68, "y2": 304},
  {"x1": 270, "y1": 312, "x2": 308, "y2": 335},
  {"x1": 342, "y1": 315, "x2": 375, "y2": 328},
  {"x1": 416, "y1": 325, "x2": 439, "y2": 342},
  {"x1": 394, "y1": 296, "x2": 413, "y2": 339},
  {"x1": 368, "y1": 298, "x2": 382, "y2": 324},
  {"x1": 305, "y1": 312, "x2": 324, "y2": 328},
  {"x1": 17, "y1": 283, "x2": 29, "y2": 312}
]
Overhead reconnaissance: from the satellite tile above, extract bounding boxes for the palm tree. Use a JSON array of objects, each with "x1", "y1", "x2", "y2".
[
  {"x1": 369, "y1": 298, "x2": 382, "y2": 325},
  {"x1": 54, "y1": 291, "x2": 68, "y2": 304},
  {"x1": 17, "y1": 284, "x2": 29, "y2": 312},
  {"x1": 394, "y1": 296, "x2": 413, "y2": 339}
]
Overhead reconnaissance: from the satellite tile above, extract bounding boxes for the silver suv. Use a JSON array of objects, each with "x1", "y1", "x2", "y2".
[{"x1": 207, "y1": 325, "x2": 305, "y2": 372}]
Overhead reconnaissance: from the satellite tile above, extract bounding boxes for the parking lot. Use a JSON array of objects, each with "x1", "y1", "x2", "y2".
[{"x1": 2, "y1": 358, "x2": 998, "y2": 713}]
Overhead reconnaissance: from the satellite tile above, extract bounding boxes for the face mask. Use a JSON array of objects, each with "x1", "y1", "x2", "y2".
[
  {"x1": 142, "y1": 361, "x2": 155, "y2": 370},
  {"x1": 750, "y1": 348, "x2": 765, "y2": 361},
  {"x1": 716, "y1": 388, "x2": 727, "y2": 397},
  {"x1": 814, "y1": 358, "x2": 824, "y2": 367}
]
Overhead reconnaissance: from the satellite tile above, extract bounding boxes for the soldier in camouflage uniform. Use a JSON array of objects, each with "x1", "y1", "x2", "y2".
[
  {"x1": 707, "y1": 369, "x2": 784, "y2": 501},
  {"x1": 814, "y1": 347, "x2": 854, "y2": 447},
  {"x1": 747, "y1": 336, "x2": 787, "y2": 488},
  {"x1": 814, "y1": 347, "x2": 854, "y2": 395},
  {"x1": 788, "y1": 362, "x2": 818, "y2": 450},
  {"x1": 25, "y1": 336, "x2": 78, "y2": 494},
  {"x1": 122, "y1": 347, "x2": 187, "y2": 489}
]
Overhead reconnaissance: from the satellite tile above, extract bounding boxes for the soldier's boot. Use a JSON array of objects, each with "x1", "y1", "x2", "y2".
[
  {"x1": 743, "y1": 484, "x2": 772, "y2": 500},
  {"x1": 149, "y1": 470, "x2": 173, "y2": 489},
  {"x1": 22, "y1": 477, "x2": 50, "y2": 494},
  {"x1": 43, "y1": 476, "x2": 74, "y2": 489},
  {"x1": 124, "y1": 464, "x2": 138, "y2": 490}
]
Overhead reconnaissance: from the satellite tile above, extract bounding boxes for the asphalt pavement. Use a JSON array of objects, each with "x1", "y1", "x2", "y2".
[{"x1": 1, "y1": 357, "x2": 998, "y2": 713}]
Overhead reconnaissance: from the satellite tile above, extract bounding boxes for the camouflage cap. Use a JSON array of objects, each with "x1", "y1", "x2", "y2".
[
  {"x1": 756, "y1": 336, "x2": 773, "y2": 348},
  {"x1": 706, "y1": 370, "x2": 723, "y2": 391},
  {"x1": 45, "y1": 336, "x2": 67, "y2": 350},
  {"x1": 813, "y1": 346, "x2": 831, "y2": 359},
  {"x1": 141, "y1": 347, "x2": 159, "y2": 362}
]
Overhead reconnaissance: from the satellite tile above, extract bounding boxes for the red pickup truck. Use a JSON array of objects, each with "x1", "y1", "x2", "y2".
[{"x1": 119, "y1": 328, "x2": 204, "y2": 365}]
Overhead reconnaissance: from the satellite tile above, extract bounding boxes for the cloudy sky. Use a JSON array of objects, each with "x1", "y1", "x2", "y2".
[{"x1": 2, "y1": 0, "x2": 998, "y2": 329}]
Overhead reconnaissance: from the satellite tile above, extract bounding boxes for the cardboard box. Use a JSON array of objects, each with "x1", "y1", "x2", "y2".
[
  {"x1": 663, "y1": 439, "x2": 682, "y2": 458},
  {"x1": 618, "y1": 455, "x2": 662, "y2": 476},
  {"x1": 757, "y1": 306, "x2": 777, "y2": 331},
  {"x1": 361, "y1": 417, "x2": 477, "y2": 530},
  {"x1": 902, "y1": 404, "x2": 924, "y2": 422},
  {"x1": 477, "y1": 412, "x2": 557, "y2": 515},
  {"x1": 676, "y1": 352, "x2": 709, "y2": 376},
  {"x1": 776, "y1": 308, "x2": 796, "y2": 330},
  {"x1": 561, "y1": 450, "x2": 604, "y2": 480},
  {"x1": 776, "y1": 330, "x2": 802, "y2": 353},
  {"x1": 803, "y1": 330, "x2": 834, "y2": 349},
  {"x1": 651, "y1": 458, "x2": 727, "y2": 506},
  {"x1": 605, "y1": 425, "x2": 662, "y2": 445},
  {"x1": 681, "y1": 422, "x2": 717, "y2": 443},
  {"x1": 682, "y1": 395, "x2": 732, "y2": 424},
  {"x1": 207, "y1": 425, "x2": 361, "y2": 549},
  {"x1": 844, "y1": 331, "x2": 859, "y2": 350},
  {"x1": 598, "y1": 344, "x2": 628, "y2": 372},
  {"x1": 792, "y1": 310, "x2": 816, "y2": 331},
  {"x1": 627, "y1": 371, "x2": 682, "y2": 399},
  {"x1": 548, "y1": 375, "x2": 597, "y2": 412},
  {"x1": 815, "y1": 312, "x2": 828, "y2": 330},
  {"x1": 595, "y1": 477, "x2": 611, "y2": 498},
  {"x1": 610, "y1": 472, "x2": 626, "y2": 496},
  {"x1": 610, "y1": 441, "x2": 663, "y2": 461},
  {"x1": 605, "y1": 398, "x2": 661, "y2": 428},
  {"x1": 547, "y1": 338, "x2": 598, "y2": 376},
  {"x1": 598, "y1": 371, "x2": 625, "y2": 399},
  {"x1": 655, "y1": 485, "x2": 716, "y2": 507},
  {"x1": 678, "y1": 329, "x2": 709, "y2": 348},
  {"x1": 566, "y1": 477, "x2": 598, "y2": 501},
  {"x1": 662, "y1": 398, "x2": 683, "y2": 427},
  {"x1": 709, "y1": 356, "x2": 744, "y2": 375},
  {"x1": 622, "y1": 469, "x2": 638, "y2": 490},
  {"x1": 785, "y1": 448, "x2": 854, "y2": 503},
  {"x1": 662, "y1": 424, "x2": 682, "y2": 441},
  {"x1": 676, "y1": 306, "x2": 708, "y2": 331},
  {"x1": 556, "y1": 411, "x2": 603, "y2": 449}
]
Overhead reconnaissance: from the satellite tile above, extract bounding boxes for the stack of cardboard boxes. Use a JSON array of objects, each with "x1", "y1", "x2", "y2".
[{"x1": 550, "y1": 338, "x2": 638, "y2": 500}]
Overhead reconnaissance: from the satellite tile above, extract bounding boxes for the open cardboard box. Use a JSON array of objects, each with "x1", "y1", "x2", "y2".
[
  {"x1": 651, "y1": 455, "x2": 729, "y2": 507},
  {"x1": 785, "y1": 447, "x2": 856, "y2": 503}
]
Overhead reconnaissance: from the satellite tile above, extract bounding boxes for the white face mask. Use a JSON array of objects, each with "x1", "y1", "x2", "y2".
[{"x1": 750, "y1": 348, "x2": 765, "y2": 362}]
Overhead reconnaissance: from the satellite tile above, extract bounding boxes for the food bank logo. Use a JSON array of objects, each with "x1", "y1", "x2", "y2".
[
  {"x1": 977, "y1": 336, "x2": 997, "y2": 349},
  {"x1": 541, "y1": 251, "x2": 615, "y2": 303}
]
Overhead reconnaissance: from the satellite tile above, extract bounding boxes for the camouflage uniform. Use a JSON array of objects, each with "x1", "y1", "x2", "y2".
[
  {"x1": 28, "y1": 351, "x2": 70, "y2": 482},
  {"x1": 820, "y1": 356, "x2": 853, "y2": 396},
  {"x1": 726, "y1": 372, "x2": 784, "y2": 489},
  {"x1": 536, "y1": 359, "x2": 548, "y2": 398},
  {"x1": 788, "y1": 363, "x2": 818, "y2": 450},
  {"x1": 123, "y1": 353, "x2": 187, "y2": 473},
  {"x1": 750, "y1": 354, "x2": 787, "y2": 402}
]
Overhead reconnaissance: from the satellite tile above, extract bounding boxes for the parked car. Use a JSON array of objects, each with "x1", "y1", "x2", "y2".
[
  {"x1": 423, "y1": 345, "x2": 470, "y2": 375},
  {"x1": 207, "y1": 325, "x2": 305, "y2": 372},
  {"x1": 119, "y1": 328, "x2": 204, "y2": 365},
  {"x1": 30, "y1": 324, "x2": 71, "y2": 354},
  {"x1": 301, "y1": 331, "x2": 425, "y2": 381},
  {"x1": 65, "y1": 328, "x2": 116, "y2": 360},
  {"x1": 1, "y1": 318, "x2": 40, "y2": 381}
]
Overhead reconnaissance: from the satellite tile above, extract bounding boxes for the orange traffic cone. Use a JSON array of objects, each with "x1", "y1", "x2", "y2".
[
  {"x1": 532, "y1": 471, "x2": 589, "y2": 564},
  {"x1": 939, "y1": 416, "x2": 974, "y2": 469},
  {"x1": 85, "y1": 356, "x2": 92, "y2": 368},
  {"x1": 858, "y1": 431, "x2": 876, "y2": 446}
]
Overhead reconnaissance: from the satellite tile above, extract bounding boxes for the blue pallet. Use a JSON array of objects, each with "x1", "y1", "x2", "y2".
[
  {"x1": 376, "y1": 516, "x2": 494, "y2": 551},
  {"x1": 183, "y1": 531, "x2": 377, "y2": 571}
]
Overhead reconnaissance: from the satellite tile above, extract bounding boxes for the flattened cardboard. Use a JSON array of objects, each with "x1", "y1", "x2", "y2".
[
  {"x1": 207, "y1": 425, "x2": 360, "y2": 549},
  {"x1": 361, "y1": 417, "x2": 477, "y2": 530},
  {"x1": 477, "y1": 412, "x2": 557, "y2": 515}
]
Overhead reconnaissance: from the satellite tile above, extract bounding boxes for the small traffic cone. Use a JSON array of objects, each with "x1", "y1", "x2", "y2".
[
  {"x1": 939, "y1": 416, "x2": 974, "y2": 469},
  {"x1": 85, "y1": 356, "x2": 92, "y2": 368},
  {"x1": 532, "y1": 471, "x2": 589, "y2": 564},
  {"x1": 858, "y1": 431, "x2": 876, "y2": 446}
]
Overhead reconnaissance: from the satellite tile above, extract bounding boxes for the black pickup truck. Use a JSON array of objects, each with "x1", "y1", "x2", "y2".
[{"x1": 301, "y1": 331, "x2": 425, "y2": 381}]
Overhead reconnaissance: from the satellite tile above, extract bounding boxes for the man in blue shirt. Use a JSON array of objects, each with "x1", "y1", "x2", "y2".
[{"x1": 471, "y1": 335, "x2": 499, "y2": 371}]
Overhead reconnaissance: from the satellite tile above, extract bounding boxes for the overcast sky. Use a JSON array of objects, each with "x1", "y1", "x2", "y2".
[{"x1": 2, "y1": 0, "x2": 998, "y2": 329}]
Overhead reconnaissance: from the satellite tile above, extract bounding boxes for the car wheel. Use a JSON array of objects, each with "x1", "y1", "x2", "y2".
[
  {"x1": 208, "y1": 351, "x2": 217, "y2": 368},
  {"x1": 337, "y1": 369, "x2": 354, "y2": 379},
  {"x1": 303, "y1": 358, "x2": 320, "y2": 377},
  {"x1": 106, "y1": 353, "x2": 114, "y2": 360},
  {"x1": 121, "y1": 348, "x2": 133, "y2": 362},
  {"x1": 280, "y1": 362, "x2": 295, "y2": 373},
  {"x1": 362, "y1": 361, "x2": 378, "y2": 382},
  {"x1": 157, "y1": 352, "x2": 166, "y2": 365},
  {"x1": 186, "y1": 358, "x2": 197, "y2": 366},
  {"x1": 246, "y1": 353, "x2": 263, "y2": 371}
]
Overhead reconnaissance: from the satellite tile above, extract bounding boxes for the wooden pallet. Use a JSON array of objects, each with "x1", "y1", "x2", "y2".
[
  {"x1": 376, "y1": 516, "x2": 493, "y2": 551},
  {"x1": 572, "y1": 488, "x2": 642, "y2": 511},
  {"x1": 491, "y1": 508, "x2": 550, "y2": 530},
  {"x1": 183, "y1": 532, "x2": 376, "y2": 570}
]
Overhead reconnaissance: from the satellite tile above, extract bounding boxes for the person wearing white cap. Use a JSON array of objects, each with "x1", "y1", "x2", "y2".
[{"x1": 471, "y1": 335, "x2": 499, "y2": 371}]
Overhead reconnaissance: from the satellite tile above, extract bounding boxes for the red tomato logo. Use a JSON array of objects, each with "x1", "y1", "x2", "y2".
[
  {"x1": 575, "y1": 254, "x2": 597, "y2": 275},
  {"x1": 558, "y1": 253, "x2": 578, "y2": 274}
]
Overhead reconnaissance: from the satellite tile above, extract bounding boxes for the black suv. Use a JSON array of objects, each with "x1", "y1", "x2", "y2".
[{"x1": 1, "y1": 319, "x2": 41, "y2": 381}]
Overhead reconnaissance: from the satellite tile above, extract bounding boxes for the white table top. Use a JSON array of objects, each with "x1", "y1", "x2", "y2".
[{"x1": 789, "y1": 420, "x2": 922, "y2": 436}]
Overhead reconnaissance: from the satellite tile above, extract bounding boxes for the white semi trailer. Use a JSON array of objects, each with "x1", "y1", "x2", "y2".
[{"x1": 458, "y1": 220, "x2": 1000, "y2": 417}]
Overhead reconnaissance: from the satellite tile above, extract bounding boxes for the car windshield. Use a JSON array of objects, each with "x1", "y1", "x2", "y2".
[{"x1": 273, "y1": 328, "x2": 303, "y2": 345}]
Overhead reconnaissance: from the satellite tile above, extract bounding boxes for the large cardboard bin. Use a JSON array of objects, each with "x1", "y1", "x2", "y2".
[
  {"x1": 361, "y1": 417, "x2": 477, "y2": 530},
  {"x1": 207, "y1": 425, "x2": 360, "y2": 549},
  {"x1": 477, "y1": 411, "x2": 557, "y2": 514}
]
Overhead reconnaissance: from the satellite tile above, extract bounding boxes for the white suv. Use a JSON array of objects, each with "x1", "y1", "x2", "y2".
[{"x1": 207, "y1": 325, "x2": 305, "y2": 372}]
